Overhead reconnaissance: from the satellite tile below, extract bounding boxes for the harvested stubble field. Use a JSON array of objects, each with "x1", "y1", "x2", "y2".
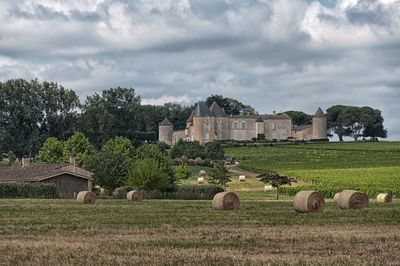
[{"x1": 1, "y1": 199, "x2": 400, "y2": 265}]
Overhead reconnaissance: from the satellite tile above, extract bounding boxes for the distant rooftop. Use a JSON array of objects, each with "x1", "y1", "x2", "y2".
[
  {"x1": 159, "y1": 117, "x2": 173, "y2": 126},
  {"x1": 314, "y1": 107, "x2": 325, "y2": 118}
]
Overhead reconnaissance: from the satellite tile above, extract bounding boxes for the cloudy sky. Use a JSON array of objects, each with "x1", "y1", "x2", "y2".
[{"x1": 0, "y1": 0, "x2": 399, "y2": 140}]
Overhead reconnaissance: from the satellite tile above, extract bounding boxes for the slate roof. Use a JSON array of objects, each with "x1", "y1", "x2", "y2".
[
  {"x1": 292, "y1": 124, "x2": 312, "y2": 131},
  {"x1": 260, "y1": 113, "x2": 292, "y2": 120},
  {"x1": 159, "y1": 117, "x2": 173, "y2": 126},
  {"x1": 210, "y1": 102, "x2": 227, "y2": 117},
  {"x1": 194, "y1": 102, "x2": 212, "y2": 117},
  {"x1": 229, "y1": 113, "x2": 291, "y2": 120},
  {"x1": 314, "y1": 107, "x2": 325, "y2": 118},
  {"x1": 0, "y1": 164, "x2": 93, "y2": 182}
]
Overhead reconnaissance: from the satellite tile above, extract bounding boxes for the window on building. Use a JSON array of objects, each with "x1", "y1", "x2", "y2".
[
  {"x1": 241, "y1": 121, "x2": 246, "y2": 130},
  {"x1": 272, "y1": 123, "x2": 276, "y2": 130},
  {"x1": 233, "y1": 121, "x2": 238, "y2": 129}
]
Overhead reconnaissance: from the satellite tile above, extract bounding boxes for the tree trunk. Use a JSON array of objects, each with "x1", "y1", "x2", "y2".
[{"x1": 276, "y1": 189, "x2": 279, "y2": 200}]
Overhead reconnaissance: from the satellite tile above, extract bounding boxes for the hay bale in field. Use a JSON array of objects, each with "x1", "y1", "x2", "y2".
[
  {"x1": 199, "y1": 170, "x2": 206, "y2": 176},
  {"x1": 293, "y1": 191, "x2": 325, "y2": 213},
  {"x1": 264, "y1": 185, "x2": 275, "y2": 192},
  {"x1": 376, "y1": 193, "x2": 392, "y2": 203},
  {"x1": 333, "y1": 192, "x2": 341, "y2": 203},
  {"x1": 337, "y1": 190, "x2": 369, "y2": 209},
  {"x1": 239, "y1": 175, "x2": 246, "y2": 182},
  {"x1": 127, "y1": 190, "x2": 143, "y2": 201},
  {"x1": 197, "y1": 177, "x2": 205, "y2": 184},
  {"x1": 212, "y1": 192, "x2": 240, "y2": 210},
  {"x1": 76, "y1": 191, "x2": 96, "y2": 204}
]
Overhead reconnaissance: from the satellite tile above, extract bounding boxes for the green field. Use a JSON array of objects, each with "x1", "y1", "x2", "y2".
[
  {"x1": 2, "y1": 141, "x2": 400, "y2": 265},
  {"x1": 1, "y1": 199, "x2": 400, "y2": 265},
  {"x1": 226, "y1": 142, "x2": 400, "y2": 197}
]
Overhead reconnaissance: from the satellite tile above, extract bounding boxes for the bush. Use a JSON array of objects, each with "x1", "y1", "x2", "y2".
[
  {"x1": 0, "y1": 183, "x2": 58, "y2": 198},
  {"x1": 142, "y1": 185, "x2": 224, "y2": 200},
  {"x1": 8, "y1": 151, "x2": 16, "y2": 166},
  {"x1": 170, "y1": 140, "x2": 205, "y2": 159},
  {"x1": 175, "y1": 164, "x2": 191, "y2": 179},
  {"x1": 126, "y1": 158, "x2": 172, "y2": 190},
  {"x1": 205, "y1": 141, "x2": 225, "y2": 160}
]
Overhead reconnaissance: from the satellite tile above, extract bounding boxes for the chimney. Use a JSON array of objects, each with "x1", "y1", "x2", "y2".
[
  {"x1": 22, "y1": 158, "x2": 31, "y2": 167},
  {"x1": 69, "y1": 156, "x2": 76, "y2": 165},
  {"x1": 273, "y1": 111, "x2": 276, "y2": 115}
]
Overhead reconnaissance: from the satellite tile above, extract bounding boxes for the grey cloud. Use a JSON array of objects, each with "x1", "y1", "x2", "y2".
[
  {"x1": 0, "y1": 0, "x2": 399, "y2": 139},
  {"x1": 346, "y1": 0, "x2": 391, "y2": 26}
]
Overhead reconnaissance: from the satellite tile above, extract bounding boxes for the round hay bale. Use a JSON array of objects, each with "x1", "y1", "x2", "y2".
[
  {"x1": 127, "y1": 190, "x2": 143, "y2": 201},
  {"x1": 239, "y1": 175, "x2": 246, "y2": 182},
  {"x1": 337, "y1": 190, "x2": 369, "y2": 209},
  {"x1": 293, "y1": 191, "x2": 325, "y2": 213},
  {"x1": 264, "y1": 185, "x2": 274, "y2": 192},
  {"x1": 76, "y1": 191, "x2": 96, "y2": 204},
  {"x1": 376, "y1": 193, "x2": 392, "y2": 203},
  {"x1": 212, "y1": 192, "x2": 240, "y2": 210},
  {"x1": 197, "y1": 177, "x2": 205, "y2": 184},
  {"x1": 333, "y1": 192, "x2": 341, "y2": 203}
]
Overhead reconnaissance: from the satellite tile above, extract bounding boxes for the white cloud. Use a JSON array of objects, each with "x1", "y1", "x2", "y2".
[{"x1": 0, "y1": 0, "x2": 399, "y2": 139}]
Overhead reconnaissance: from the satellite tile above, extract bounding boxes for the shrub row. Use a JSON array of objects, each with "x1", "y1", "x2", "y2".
[
  {"x1": 0, "y1": 183, "x2": 58, "y2": 198},
  {"x1": 143, "y1": 185, "x2": 224, "y2": 200},
  {"x1": 279, "y1": 186, "x2": 400, "y2": 198}
]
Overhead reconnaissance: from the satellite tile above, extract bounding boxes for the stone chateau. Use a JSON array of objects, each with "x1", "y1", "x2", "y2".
[{"x1": 159, "y1": 101, "x2": 327, "y2": 145}]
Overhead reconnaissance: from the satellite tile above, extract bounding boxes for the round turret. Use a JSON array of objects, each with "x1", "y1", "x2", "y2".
[
  {"x1": 159, "y1": 118, "x2": 173, "y2": 146},
  {"x1": 312, "y1": 107, "x2": 327, "y2": 140}
]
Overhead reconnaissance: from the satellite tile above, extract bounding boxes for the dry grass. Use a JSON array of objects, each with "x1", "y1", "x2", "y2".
[
  {"x1": 1, "y1": 199, "x2": 400, "y2": 265},
  {"x1": 1, "y1": 226, "x2": 400, "y2": 265}
]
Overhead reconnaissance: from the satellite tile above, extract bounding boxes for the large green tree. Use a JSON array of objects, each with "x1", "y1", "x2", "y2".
[
  {"x1": 327, "y1": 105, "x2": 387, "y2": 141},
  {"x1": 36, "y1": 137, "x2": 64, "y2": 163},
  {"x1": 88, "y1": 137, "x2": 135, "y2": 190},
  {"x1": 285, "y1": 111, "x2": 313, "y2": 126},
  {"x1": 205, "y1": 95, "x2": 256, "y2": 115},
  {"x1": 39, "y1": 81, "x2": 80, "y2": 140},
  {"x1": 80, "y1": 87, "x2": 141, "y2": 148},
  {"x1": 63, "y1": 132, "x2": 96, "y2": 166},
  {"x1": 0, "y1": 79, "x2": 43, "y2": 158},
  {"x1": 0, "y1": 79, "x2": 80, "y2": 158}
]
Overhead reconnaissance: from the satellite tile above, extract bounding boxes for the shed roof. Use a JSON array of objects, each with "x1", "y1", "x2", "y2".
[{"x1": 0, "y1": 164, "x2": 93, "y2": 182}]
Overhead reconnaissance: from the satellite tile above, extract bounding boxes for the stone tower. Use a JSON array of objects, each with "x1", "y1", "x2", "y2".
[
  {"x1": 255, "y1": 117, "x2": 265, "y2": 137},
  {"x1": 312, "y1": 107, "x2": 327, "y2": 140},
  {"x1": 159, "y1": 117, "x2": 173, "y2": 146},
  {"x1": 192, "y1": 102, "x2": 216, "y2": 144},
  {"x1": 210, "y1": 102, "x2": 228, "y2": 141}
]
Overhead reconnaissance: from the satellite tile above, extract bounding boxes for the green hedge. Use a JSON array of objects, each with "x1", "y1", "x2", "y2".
[
  {"x1": 0, "y1": 183, "x2": 59, "y2": 198},
  {"x1": 143, "y1": 185, "x2": 224, "y2": 200},
  {"x1": 279, "y1": 186, "x2": 400, "y2": 198}
]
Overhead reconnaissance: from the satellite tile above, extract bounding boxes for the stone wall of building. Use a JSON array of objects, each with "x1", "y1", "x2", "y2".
[
  {"x1": 227, "y1": 117, "x2": 257, "y2": 141},
  {"x1": 159, "y1": 125, "x2": 173, "y2": 146},
  {"x1": 264, "y1": 119, "x2": 292, "y2": 140},
  {"x1": 192, "y1": 116, "x2": 217, "y2": 144},
  {"x1": 172, "y1": 130, "x2": 186, "y2": 145},
  {"x1": 293, "y1": 126, "x2": 313, "y2": 140}
]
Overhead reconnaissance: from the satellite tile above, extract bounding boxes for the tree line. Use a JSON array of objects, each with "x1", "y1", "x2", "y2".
[{"x1": 0, "y1": 78, "x2": 387, "y2": 159}]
